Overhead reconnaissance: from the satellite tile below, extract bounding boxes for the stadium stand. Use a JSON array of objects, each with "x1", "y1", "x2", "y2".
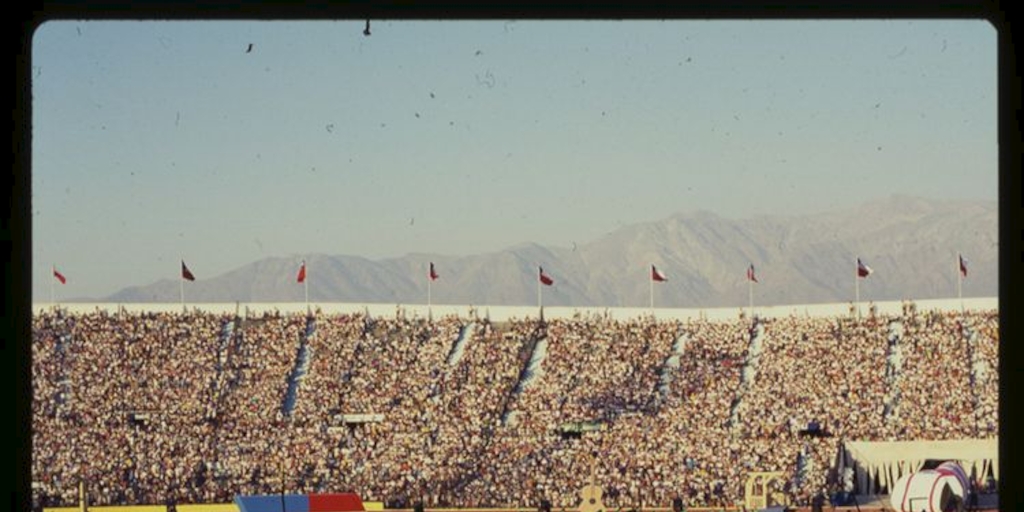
[{"x1": 31, "y1": 307, "x2": 998, "y2": 511}]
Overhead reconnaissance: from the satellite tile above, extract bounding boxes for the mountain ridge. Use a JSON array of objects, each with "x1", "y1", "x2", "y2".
[{"x1": 93, "y1": 195, "x2": 997, "y2": 307}]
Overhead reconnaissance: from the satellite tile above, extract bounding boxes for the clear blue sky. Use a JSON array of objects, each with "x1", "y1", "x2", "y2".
[{"x1": 31, "y1": 20, "x2": 997, "y2": 299}]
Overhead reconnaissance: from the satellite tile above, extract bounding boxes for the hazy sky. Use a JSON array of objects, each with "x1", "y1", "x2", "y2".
[{"x1": 31, "y1": 19, "x2": 997, "y2": 299}]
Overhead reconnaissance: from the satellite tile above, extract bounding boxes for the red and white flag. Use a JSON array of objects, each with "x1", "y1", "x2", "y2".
[
  {"x1": 429, "y1": 262, "x2": 439, "y2": 281},
  {"x1": 539, "y1": 266, "x2": 554, "y2": 286},
  {"x1": 181, "y1": 260, "x2": 196, "y2": 281},
  {"x1": 297, "y1": 261, "x2": 307, "y2": 283},
  {"x1": 747, "y1": 264, "x2": 758, "y2": 283},
  {"x1": 52, "y1": 266, "x2": 66, "y2": 285},
  {"x1": 651, "y1": 265, "x2": 668, "y2": 282},
  {"x1": 959, "y1": 254, "x2": 968, "y2": 278},
  {"x1": 857, "y1": 258, "x2": 873, "y2": 278}
]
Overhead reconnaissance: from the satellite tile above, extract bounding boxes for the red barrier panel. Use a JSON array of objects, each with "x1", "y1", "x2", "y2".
[{"x1": 309, "y1": 493, "x2": 365, "y2": 512}]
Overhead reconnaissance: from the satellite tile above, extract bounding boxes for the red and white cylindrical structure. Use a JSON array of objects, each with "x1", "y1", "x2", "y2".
[
  {"x1": 936, "y1": 461, "x2": 971, "y2": 497},
  {"x1": 890, "y1": 461, "x2": 970, "y2": 512}
]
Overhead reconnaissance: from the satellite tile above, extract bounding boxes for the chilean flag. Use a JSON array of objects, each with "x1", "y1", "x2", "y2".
[
  {"x1": 651, "y1": 265, "x2": 667, "y2": 282},
  {"x1": 747, "y1": 264, "x2": 758, "y2": 283},
  {"x1": 297, "y1": 261, "x2": 307, "y2": 283},
  {"x1": 52, "y1": 266, "x2": 66, "y2": 284},
  {"x1": 959, "y1": 254, "x2": 968, "y2": 278},
  {"x1": 539, "y1": 267, "x2": 554, "y2": 286},
  {"x1": 181, "y1": 260, "x2": 196, "y2": 281},
  {"x1": 429, "y1": 262, "x2": 439, "y2": 281},
  {"x1": 857, "y1": 258, "x2": 873, "y2": 278}
]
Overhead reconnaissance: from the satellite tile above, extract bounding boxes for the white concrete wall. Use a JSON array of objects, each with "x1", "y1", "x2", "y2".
[{"x1": 33, "y1": 297, "x2": 997, "y2": 322}]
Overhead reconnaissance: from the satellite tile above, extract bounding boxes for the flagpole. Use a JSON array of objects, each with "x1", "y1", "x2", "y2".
[
  {"x1": 180, "y1": 256, "x2": 186, "y2": 313},
  {"x1": 537, "y1": 266, "x2": 542, "y2": 311},
  {"x1": 957, "y1": 254, "x2": 964, "y2": 314},
  {"x1": 649, "y1": 269, "x2": 654, "y2": 310},
  {"x1": 854, "y1": 257, "x2": 860, "y2": 320},
  {"x1": 427, "y1": 264, "x2": 432, "y2": 320},
  {"x1": 51, "y1": 264, "x2": 56, "y2": 306},
  {"x1": 304, "y1": 260, "x2": 310, "y2": 314},
  {"x1": 748, "y1": 277, "x2": 753, "y2": 317}
]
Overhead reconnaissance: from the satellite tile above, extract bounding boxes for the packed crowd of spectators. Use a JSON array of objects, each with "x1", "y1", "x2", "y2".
[
  {"x1": 32, "y1": 311, "x2": 228, "y2": 507},
  {"x1": 30, "y1": 306, "x2": 999, "y2": 511},
  {"x1": 460, "y1": 316, "x2": 683, "y2": 507},
  {"x1": 895, "y1": 309, "x2": 998, "y2": 439}
]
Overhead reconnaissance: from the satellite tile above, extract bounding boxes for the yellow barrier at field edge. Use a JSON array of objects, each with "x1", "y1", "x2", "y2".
[
  {"x1": 90, "y1": 507, "x2": 166, "y2": 512},
  {"x1": 46, "y1": 507, "x2": 168, "y2": 512},
  {"x1": 44, "y1": 505, "x2": 241, "y2": 512},
  {"x1": 176, "y1": 505, "x2": 241, "y2": 512}
]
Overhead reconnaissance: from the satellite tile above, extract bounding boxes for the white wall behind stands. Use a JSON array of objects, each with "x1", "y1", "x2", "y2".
[{"x1": 33, "y1": 297, "x2": 997, "y2": 322}]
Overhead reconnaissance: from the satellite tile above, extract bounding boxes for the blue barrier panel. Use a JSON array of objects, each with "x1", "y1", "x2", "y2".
[
  {"x1": 235, "y1": 495, "x2": 284, "y2": 512},
  {"x1": 235, "y1": 494, "x2": 310, "y2": 512},
  {"x1": 283, "y1": 495, "x2": 310, "y2": 512}
]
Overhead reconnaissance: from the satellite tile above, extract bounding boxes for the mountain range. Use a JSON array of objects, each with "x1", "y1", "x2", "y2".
[{"x1": 101, "y1": 195, "x2": 997, "y2": 308}]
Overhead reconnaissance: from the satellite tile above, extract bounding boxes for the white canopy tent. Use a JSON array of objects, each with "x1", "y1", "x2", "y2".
[{"x1": 834, "y1": 438, "x2": 998, "y2": 495}]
